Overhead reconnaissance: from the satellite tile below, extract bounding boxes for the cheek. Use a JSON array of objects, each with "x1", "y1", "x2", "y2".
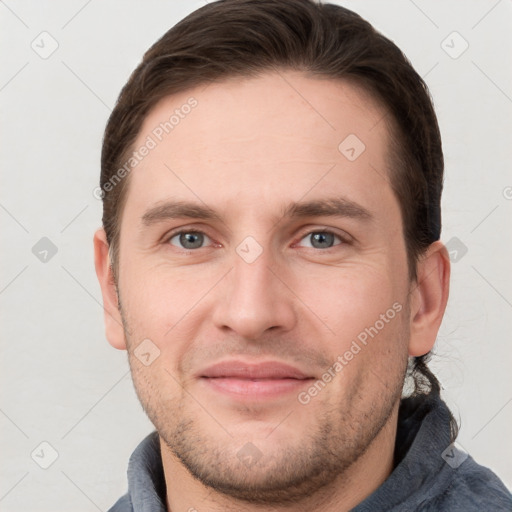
[
  {"x1": 308, "y1": 270, "x2": 409, "y2": 403},
  {"x1": 118, "y1": 261, "x2": 219, "y2": 370},
  {"x1": 295, "y1": 264, "x2": 404, "y2": 346},
  {"x1": 120, "y1": 260, "x2": 203, "y2": 323}
]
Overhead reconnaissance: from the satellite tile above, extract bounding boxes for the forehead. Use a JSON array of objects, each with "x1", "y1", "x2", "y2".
[{"x1": 123, "y1": 70, "x2": 396, "y2": 223}]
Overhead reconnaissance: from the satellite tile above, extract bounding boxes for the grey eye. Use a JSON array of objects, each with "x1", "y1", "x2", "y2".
[
  {"x1": 169, "y1": 232, "x2": 210, "y2": 250},
  {"x1": 299, "y1": 231, "x2": 341, "y2": 249}
]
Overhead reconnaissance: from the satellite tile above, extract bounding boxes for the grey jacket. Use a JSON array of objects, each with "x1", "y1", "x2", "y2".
[{"x1": 108, "y1": 392, "x2": 512, "y2": 511}]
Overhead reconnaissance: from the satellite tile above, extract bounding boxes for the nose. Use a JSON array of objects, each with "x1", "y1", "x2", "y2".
[{"x1": 211, "y1": 244, "x2": 298, "y2": 341}]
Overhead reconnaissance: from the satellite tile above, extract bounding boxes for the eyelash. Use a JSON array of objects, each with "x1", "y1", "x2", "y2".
[{"x1": 164, "y1": 228, "x2": 350, "y2": 252}]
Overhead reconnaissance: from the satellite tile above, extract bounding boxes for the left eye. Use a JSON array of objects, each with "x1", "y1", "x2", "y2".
[
  {"x1": 297, "y1": 231, "x2": 343, "y2": 249},
  {"x1": 168, "y1": 231, "x2": 212, "y2": 250}
]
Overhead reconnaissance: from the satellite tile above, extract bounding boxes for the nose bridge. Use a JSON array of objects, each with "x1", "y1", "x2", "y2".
[
  {"x1": 212, "y1": 237, "x2": 296, "y2": 339},
  {"x1": 233, "y1": 243, "x2": 274, "y2": 301}
]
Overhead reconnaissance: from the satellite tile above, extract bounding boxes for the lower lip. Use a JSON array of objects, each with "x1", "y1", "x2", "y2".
[{"x1": 200, "y1": 377, "x2": 313, "y2": 399}]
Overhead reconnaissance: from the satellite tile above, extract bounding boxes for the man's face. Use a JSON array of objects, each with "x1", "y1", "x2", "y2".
[{"x1": 115, "y1": 71, "x2": 412, "y2": 501}]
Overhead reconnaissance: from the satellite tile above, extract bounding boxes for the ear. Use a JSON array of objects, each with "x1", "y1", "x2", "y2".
[
  {"x1": 93, "y1": 228, "x2": 127, "y2": 350},
  {"x1": 408, "y1": 240, "x2": 450, "y2": 357}
]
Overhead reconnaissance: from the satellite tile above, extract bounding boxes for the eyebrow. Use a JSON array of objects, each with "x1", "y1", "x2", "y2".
[
  {"x1": 281, "y1": 197, "x2": 372, "y2": 222},
  {"x1": 141, "y1": 197, "x2": 373, "y2": 226}
]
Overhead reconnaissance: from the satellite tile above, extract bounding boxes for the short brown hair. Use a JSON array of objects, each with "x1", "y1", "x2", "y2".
[{"x1": 100, "y1": 0, "x2": 448, "y2": 409}]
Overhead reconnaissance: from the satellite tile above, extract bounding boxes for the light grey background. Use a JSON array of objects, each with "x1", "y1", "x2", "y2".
[{"x1": 1, "y1": 1, "x2": 511, "y2": 510}]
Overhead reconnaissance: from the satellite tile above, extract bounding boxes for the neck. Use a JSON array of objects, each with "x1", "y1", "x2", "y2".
[{"x1": 160, "y1": 402, "x2": 399, "y2": 512}]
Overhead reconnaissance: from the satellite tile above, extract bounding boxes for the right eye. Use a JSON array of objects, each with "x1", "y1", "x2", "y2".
[{"x1": 167, "y1": 231, "x2": 213, "y2": 250}]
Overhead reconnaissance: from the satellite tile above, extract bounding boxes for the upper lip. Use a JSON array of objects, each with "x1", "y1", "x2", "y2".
[{"x1": 199, "y1": 360, "x2": 312, "y2": 380}]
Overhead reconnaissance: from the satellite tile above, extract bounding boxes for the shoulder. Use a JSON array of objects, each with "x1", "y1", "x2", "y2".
[
  {"x1": 106, "y1": 493, "x2": 133, "y2": 512},
  {"x1": 418, "y1": 456, "x2": 512, "y2": 511}
]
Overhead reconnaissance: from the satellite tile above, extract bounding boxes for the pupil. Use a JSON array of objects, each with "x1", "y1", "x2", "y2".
[
  {"x1": 312, "y1": 232, "x2": 333, "y2": 248},
  {"x1": 181, "y1": 233, "x2": 202, "y2": 249}
]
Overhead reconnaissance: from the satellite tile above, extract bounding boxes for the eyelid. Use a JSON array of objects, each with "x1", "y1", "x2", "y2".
[{"x1": 162, "y1": 223, "x2": 213, "y2": 240}]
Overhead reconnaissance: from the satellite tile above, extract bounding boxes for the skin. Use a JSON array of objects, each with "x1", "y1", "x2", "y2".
[{"x1": 94, "y1": 70, "x2": 450, "y2": 512}]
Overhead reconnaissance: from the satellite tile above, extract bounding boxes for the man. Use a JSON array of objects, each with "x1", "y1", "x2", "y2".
[{"x1": 94, "y1": 0, "x2": 512, "y2": 510}]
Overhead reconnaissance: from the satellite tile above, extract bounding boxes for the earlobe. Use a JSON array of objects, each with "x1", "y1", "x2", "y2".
[
  {"x1": 408, "y1": 241, "x2": 450, "y2": 357},
  {"x1": 93, "y1": 228, "x2": 127, "y2": 350}
]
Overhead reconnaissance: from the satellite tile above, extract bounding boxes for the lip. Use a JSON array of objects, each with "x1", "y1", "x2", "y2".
[
  {"x1": 200, "y1": 360, "x2": 311, "y2": 379},
  {"x1": 198, "y1": 360, "x2": 314, "y2": 399}
]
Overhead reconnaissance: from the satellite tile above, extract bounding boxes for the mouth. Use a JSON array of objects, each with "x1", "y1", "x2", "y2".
[{"x1": 198, "y1": 360, "x2": 315, "y2": 400}]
